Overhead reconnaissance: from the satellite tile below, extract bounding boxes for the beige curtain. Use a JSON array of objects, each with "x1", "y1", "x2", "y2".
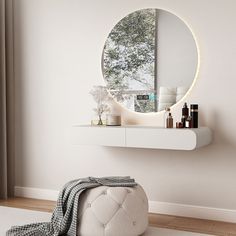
[{"x1": 0, "y1": 0, "x2": 14, "y2": 199}]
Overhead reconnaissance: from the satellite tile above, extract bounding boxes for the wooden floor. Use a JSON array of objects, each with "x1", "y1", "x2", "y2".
[{"x1": 1, "y1": 198, "x2": 236, "y2": 236}]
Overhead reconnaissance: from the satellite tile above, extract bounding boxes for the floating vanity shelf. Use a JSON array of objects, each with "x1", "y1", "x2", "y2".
[{"x1": 72, "y1": 125, "x2": 212, "y2": 150}]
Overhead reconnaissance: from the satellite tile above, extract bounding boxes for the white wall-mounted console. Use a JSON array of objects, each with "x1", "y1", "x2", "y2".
[{"x1": 72, "y1": 125, "x2": 212, "y2": 150}]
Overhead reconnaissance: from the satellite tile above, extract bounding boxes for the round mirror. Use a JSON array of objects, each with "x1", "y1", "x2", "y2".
[{"x1": 102, "y1": 9, "x2": 198, "y2": 113}]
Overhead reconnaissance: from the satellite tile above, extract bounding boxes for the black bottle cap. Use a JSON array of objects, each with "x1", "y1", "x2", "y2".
[{"x1": 190, "y1": 104, "x2": 198, "y2": 109}]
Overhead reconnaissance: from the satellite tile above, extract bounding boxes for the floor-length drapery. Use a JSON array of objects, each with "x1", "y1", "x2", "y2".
[
  {"x1": 0, "y1": 0, "x2": 8, "y2": 199},
  {"x1": 0, "y1": 0, "x2": 14, "y2": 199}
]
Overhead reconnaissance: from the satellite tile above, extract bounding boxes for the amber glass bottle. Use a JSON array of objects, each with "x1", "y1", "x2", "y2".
[{"x1": 166, "y1": 113, "x2": 173, "y2": 128}]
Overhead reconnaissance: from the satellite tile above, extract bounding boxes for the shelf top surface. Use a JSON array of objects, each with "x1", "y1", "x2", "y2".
[{"x1": 73, "y1": 124, "x2": 209, "y2": 131}]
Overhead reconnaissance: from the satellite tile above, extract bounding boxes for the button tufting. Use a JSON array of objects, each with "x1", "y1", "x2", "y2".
[{"x1": 77, "y1": 184, "x2": 148, "y2": 235}]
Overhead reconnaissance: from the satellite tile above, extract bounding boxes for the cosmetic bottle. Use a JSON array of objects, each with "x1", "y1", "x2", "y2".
[
  {"x1": 181, "y1": 116, "x2": 186, "y2": 128},
  {"x1": 182, "y1": 102, "x2": 189, "y2": 116},
  {"x1": 181, "y1": 103, "x2": 189, "y2": 127},
  {"x1": 176, "y1": 122, "x2": 184, "y2": 128},
  {"x1": 185, "y1": 116, "x2": 192, "y2": 128},
  {"x1": 164, "y1": 107, "x2": 170, "y2": 127},
  {"x1": 190, "y1": 104, "x2": 198, "y2": 128},
  {"x1": 166, "y1": 113, "x2": 173, "y2": 128}
]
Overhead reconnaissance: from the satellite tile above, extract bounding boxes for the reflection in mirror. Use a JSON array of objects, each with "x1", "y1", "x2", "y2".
[{"x1": 102, "y1": 9, "x2": 198, "y2": 113}]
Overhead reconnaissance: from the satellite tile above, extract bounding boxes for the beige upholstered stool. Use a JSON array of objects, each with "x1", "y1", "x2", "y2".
[{"x1": 77, "y1": 185, "x2": 148, "y2": 236}]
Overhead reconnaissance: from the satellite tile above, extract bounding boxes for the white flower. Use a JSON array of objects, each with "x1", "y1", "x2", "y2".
[{"x1": 90, "y1": 86, "x2": 112, "y2": 116}]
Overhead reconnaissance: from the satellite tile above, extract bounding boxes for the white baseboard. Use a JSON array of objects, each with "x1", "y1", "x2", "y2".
[
  {"x1": 149, "y1": 201, "x2": 236, "y2": 223},
  {"x1": 14, "y1": 186, "x2": 236, "y2": 223},
  {"x1": 14, "y1": 186, "x2": 59, "y2": 201}
]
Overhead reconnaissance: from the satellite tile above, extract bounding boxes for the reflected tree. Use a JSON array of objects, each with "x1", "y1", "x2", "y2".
[{"x1": 103, "y1": 9, "x2": 155, "y2": 93}]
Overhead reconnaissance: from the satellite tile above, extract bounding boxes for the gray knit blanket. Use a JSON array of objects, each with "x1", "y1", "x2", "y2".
[{"x1": 6, "y1": 176, "x2": 137, "y2": 236}]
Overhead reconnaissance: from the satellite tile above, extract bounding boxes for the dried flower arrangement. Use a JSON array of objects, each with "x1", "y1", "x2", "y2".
[{"x1": 89, "y1": 85, "x2": 112, "y2": 125}]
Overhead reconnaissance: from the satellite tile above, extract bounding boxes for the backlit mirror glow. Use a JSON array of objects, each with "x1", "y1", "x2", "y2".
[{"x1": 102, "y1": 9, "x2": 198, "y2": 113}]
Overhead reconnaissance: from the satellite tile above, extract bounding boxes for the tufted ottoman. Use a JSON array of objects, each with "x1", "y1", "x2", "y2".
[{"x1": 77, "y1": 184, "x2": 148, "y2": 236}]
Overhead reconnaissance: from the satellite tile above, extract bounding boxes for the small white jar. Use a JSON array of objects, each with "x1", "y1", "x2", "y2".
[{"x1": 106, "y1": 114, "x2": 121, "y2": 126}]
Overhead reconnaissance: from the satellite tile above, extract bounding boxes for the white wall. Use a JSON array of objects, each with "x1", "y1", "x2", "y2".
[
  {"x1": 157, "y1": 9, "x2": 198, "y2": 91},
  {"x1": 14, "y1": 0, "x2": 236, "y2": 219}
]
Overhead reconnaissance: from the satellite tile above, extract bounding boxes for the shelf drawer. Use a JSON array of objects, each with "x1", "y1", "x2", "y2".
[
  {"x1": 72, "y1": 126, "x2": 125, "y2": 147},
  {"x1": 126, "y1": 128, "x2": 200, "y2": 150}
]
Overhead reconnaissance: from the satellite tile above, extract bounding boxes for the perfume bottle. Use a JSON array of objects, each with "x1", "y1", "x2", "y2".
[{"x1": 166, "y1": 113, "x2": 173, "y2": 128}]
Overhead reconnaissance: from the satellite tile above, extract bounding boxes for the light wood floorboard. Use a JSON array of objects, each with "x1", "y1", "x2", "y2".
[
  {"x1": 149, "y1": 213, "x2": 236, "y2": 236},
  {"x1": 0, "y1": 197, "x2": 55, "y2": 213},
  {"x1": 1, "y1": 198, "x2": 236, "y2": 236}
]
